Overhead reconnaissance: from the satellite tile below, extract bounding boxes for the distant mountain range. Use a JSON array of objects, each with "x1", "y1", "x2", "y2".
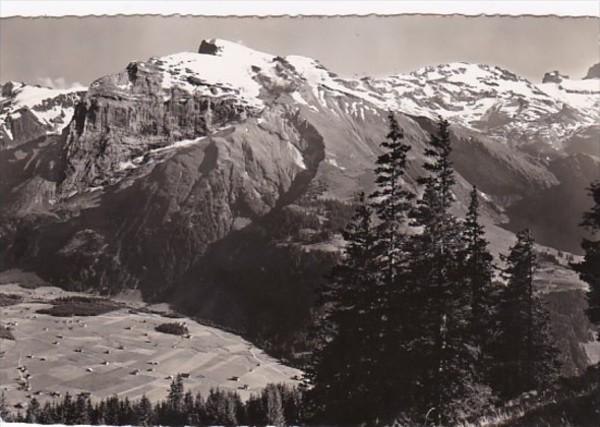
[
  {"x1": 3, "y1": 40, "x2": 598, "y2": 155},
  {"x1": 1, "y1": 39, "x2": 598, "y2": 369}
]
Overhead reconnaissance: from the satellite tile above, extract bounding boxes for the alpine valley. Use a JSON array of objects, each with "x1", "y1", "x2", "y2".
[{"x1": 1, "y1": 38, "x2": 599, "y2": 383}]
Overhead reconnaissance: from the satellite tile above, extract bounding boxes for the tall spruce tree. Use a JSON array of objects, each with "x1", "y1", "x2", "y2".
[
  {"x1": 0, "y1": 392, "x2": 10, "y2": 422},
  {"x1": 262, "y1": 384, "x2": 286, "y2": 427},
  {"x1": 406, "y1": 117, "x2": 479, "y2": 423},
  {"x1": 74, "y1": 394, "x2": 91, "y2": 425},
  {"x1": 204, "y1": 389, "x2": 239, "y2": 426},
  {"x1": 135, "y1": 395, "x2": 154, "y2": 427},
  {"x1": 573, "y1": 181, "x2": 600, "y2": 325},
  {"x1": 493, "y1": 229, "x2": 560, "y2": 398},
  {"x1": 308, "y1": 113, "x2": 417, "y2": 425},
  {"x1": 462, "y1": 186, "x2": 496, "y2": 348},
  {"x1": 165, "y1": 374, "x2": 186, "y2": 425},
  {"x1": 25, "y1": 398, "x2": 42, "y2": 424},
  {"x1": 306, "y1": 192, "x2": 383, "y2": 424},
  {"x1": 370, "y1": 111, "x2": 415, "y2": 282},
  {"x1": 370, "y1": 112, "x2": 417, "y2": 421}
]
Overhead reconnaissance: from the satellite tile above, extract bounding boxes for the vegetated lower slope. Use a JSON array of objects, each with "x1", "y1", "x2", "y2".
[
  {"x1": 506, "y1": 153, "x2": 600, "y2": 253},
  {"x1": 496, "y1": 364, "x2": 600, "y2": 427},
  {"x1": 0, "y1": 39, "x2": 598, "y2": 368}
]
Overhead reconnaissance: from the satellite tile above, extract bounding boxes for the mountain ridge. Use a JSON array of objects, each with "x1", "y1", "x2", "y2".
[
  {"x1": 0, "y1": 38, "x2": 598, "y2": 372},
  {"x1": 3, "y1": 38, "x2": 597, "y2": 156}
]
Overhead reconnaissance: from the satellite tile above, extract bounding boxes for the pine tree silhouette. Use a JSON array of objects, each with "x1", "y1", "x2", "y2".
[
  {"x1": 24, "y1": 397, "x2": 41, "y2": 423},
  {"x1": 462, "y1": 186, "x2": 497, "y2": 362},
  {"x1": 368, "y1": 113, "x2": 417, "y2": 421},
  {"x1": 370, "y1": 111, "x2": 415, "y2": 283},
  {"x1": 406, "y1": 117, "x2": 479, "y2": 423},
  {"x1": 493, "y1": 229, "x2": 560, "y2": 398},
  {"x1": 306, "y1": 192, "x2": 384, "y2": 424},
  {"x1": 573, "y1": 181, "x2": 600, "y2": 325},
  {"x1": 0, "y1": 392, "x2": 10, "y2": 422},
  {"x1": 263, "y1": 383, "x2": 286, "y2": 426}
]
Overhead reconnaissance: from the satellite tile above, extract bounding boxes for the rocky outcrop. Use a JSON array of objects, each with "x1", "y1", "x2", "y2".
[
  {"x1": 60, "y1": 63, "x2": 253, "y2": 197},
  {"x1": 198, "y1": 39, "x2": 220, "y2": 55},
  {"x1": 542, "y1": 70, "x2": 569, "y2": 84},
  {"x1": 0, "y1": 133, "x2": 66, "y2": 215},
  {"x1": 583, "y1": 62, "x2": 600, "y2": 79},
  {"x1": 1, "y1": 81, "x2": 16, "y2": 97},
  {"x1": 1, "y1": 108, "x2": 48, "y2": 148}
]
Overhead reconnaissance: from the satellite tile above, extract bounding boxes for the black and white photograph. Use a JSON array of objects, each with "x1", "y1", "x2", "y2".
[{"x1": 0, "y1": 2, "x2": 599, "y2": 426}]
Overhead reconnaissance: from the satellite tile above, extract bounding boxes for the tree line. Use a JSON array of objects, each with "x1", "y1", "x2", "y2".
[{"x1": 0, "y1": 376, "x2": 302, "y2": 427}]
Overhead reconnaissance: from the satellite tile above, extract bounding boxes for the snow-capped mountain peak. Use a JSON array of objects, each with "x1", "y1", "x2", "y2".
[
  {"x1": 3, "y1": 39, "x2": 597, "y2": 155},
  {"x1": 198, "y1": 38, "x2": 275, "y2": 62},
  {"x1": 354, "y1": 61, "x2": 600, "y2": 149},
  {"x1": 89, "y1": 38, "x2": 309, "y2": 112}
]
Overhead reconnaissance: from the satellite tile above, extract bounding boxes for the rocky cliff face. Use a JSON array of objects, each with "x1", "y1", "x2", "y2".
[
  {"x1": 1, "y1": 39, "x2": 598, "y2": 366},
  {"x1": 61, "y1": 62, "x2": 252, "y2": 196},
  {"x1": 543, "y1": 71, "x2": 570, "y2": 84},
  {"x1": 584, "y1": 62, "x2": 600, "y2": 79}
]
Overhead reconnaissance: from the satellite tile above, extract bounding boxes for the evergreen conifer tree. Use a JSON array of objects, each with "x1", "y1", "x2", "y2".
[
  {"x1": 182, "y1": 391, "x2": 195, "y2": 425},
  {"x1": 74, "y1": 394, "x2": 91, "y2": 425},
  {"x1": 245, "y1": 393, "x2": 265, "y2": 425},
  {"x1": 406, "y1": 117, "x2": 479, "y2": 423},
  {"x1": 205, "y1": 389, "x2": 238, "y2": 426},
  {"x1": 262, "y1": 383, "x2": 286, "y2": 426},
  {"x1": 38, "y1": 402, "x2": 54, "y2": 424},
  {"x1": 493, "y1": 229, "x2": 560, "y2": 398},
  {"x1": 573, "y1": 182, "x2": 600, "y2": 324},
  {"x1": 279, "y1": 384, "x2": 303, "y2": 425},
  {"x1": 135, "y1": 395, "x2": 154, "y2": 426},
  {"x1": 305, "y1": 192, "x2": 384, "y2": 424},
  {"x1": 62, "y1": 392, "x2": 77, "y2": 425},
  {"x1": 167, "y1": 374, "x2": 184, "y2": 411},
  {"x1": 166, "y1": 374, "x2": 185, "y2": 424},
  {"x1": 462, "y1": 186, "x2": 496, "y2": 354},
  {"x1": 370, "y1": 111, "x2": 415, "y2": 282},
  {"x1": 369, "y1": 112, "x2": 418, "y2": 421},
  {"x1": 0, "y1": 392, "x2": 10, "y2": 422},
  {"x1": 25, "y1": 398, "x2": 41, "y2": 423}
]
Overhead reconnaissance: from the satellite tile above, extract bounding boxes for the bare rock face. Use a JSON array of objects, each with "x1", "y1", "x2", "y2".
[
  {"x1": 1, "y1": 81, "x2": 16, "y2": 97},
  {"x1": 60, "y1": 61, "x2": 252, "y2": 197},
  {"x1": 542, "y1": 70, "x2": 569, "y2": 84},
  {"x1": 2, "y1": 108, "x2": 48, "y2": 147},
  {"x1": 198, "y1": 39, "x2": 220, "y2": 55},
  {"x1": 583, "y1": 63, "x2": 600, "y2": 79}
]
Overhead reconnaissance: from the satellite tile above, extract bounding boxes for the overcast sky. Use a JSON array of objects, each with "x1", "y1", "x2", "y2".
[{"x1": 1, "y1": 15, "x2": 598, "y2": 88}]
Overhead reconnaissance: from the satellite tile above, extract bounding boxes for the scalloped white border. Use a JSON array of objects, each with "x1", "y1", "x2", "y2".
[{"x1": 1, "y1": 0, "x2": 599, "y2": 18}]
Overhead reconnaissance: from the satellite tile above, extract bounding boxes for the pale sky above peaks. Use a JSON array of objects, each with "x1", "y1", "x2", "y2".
[{"x1": 1, "y1": 15, "x2": 598, "y2": 88}]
